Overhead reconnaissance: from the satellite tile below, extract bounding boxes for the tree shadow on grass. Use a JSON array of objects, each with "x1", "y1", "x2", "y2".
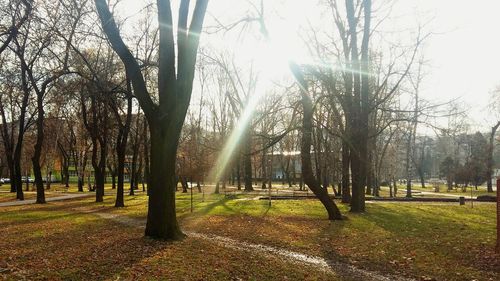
[
  {"x1": 355, "y1": 204, "x2": 493, "y2": 235},
  {"x1": 0, "y1": 199, "x2": 118, "y2": 228},
  {"x1": 178, "y1": 196, "x2": 235, "y2": 219},
  {"x1": 0, "y1": 214, "x2": 179, "y2": 280},
  {"x1": 317, "y1": 203, "x2": 498, "y2": 280}
]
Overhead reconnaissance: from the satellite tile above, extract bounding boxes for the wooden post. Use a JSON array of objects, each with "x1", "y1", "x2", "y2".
[{"x1": 190, "y1": 178, "x2": 193, "y2": 213}]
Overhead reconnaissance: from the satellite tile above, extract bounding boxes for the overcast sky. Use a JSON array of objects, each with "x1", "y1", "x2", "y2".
[
  {"x1": 394, "y1": 0, "x2": 500, "y2": 130},
  {"x1": 119, "y1": 0, "x2": 500, "y2": 131}
]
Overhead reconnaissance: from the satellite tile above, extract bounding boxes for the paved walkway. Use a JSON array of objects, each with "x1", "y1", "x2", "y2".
[
  {"x1": 417, "y1": 191, "x2": 474, "y2": 198},
  {"x1": 0, "y1": 193, "x2": 93, "y2": 207}
]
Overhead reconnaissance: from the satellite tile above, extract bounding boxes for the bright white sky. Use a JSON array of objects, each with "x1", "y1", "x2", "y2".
[
  {"x1": 392, "y1": 0, "x2": 500, "y2": 130},
  {"x1": 118, "y1": 0, "x2": 500, "y2": 131}
]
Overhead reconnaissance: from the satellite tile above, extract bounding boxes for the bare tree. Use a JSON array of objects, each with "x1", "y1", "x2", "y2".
[
  {"x1": 290, "y1": 62, "x2": 342, "y2": 220},
  {"x1": 95, "y1": 0, "x2": 208, "y2": 239},
  {"x1": 109, "y1": 83, "x2": 132, "y2": 206},
  {"x1": 0, "y1": 0, "x2": 32, "y2": 199},
  {"x1": 486, "y1": 121, "x2": 500, "y2": 192},
  {"x1": 486, "y1": 88, "x2": 500, "y2": 192}
]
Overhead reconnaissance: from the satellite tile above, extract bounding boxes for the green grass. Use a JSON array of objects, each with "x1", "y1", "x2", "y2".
[
  {"x1": 100, "y1": 190, "x2": 498, "y2": 279},
  {"x1": 0, "y1": 189, "x2": 497, "y2": 280},
  {"x1": 408, "y1": 184, "x2": 495, "y2": 197},
  {"x1": 179, "y1": 196, "x2": 497, "y2": 280},
  {"x1": 0, "y1": 197, "x2": 339, "y2": 280}
]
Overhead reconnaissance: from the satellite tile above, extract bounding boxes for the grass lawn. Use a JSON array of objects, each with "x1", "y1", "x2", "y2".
[
  {"x1": 0, "y1": 191, "x2": 64, "y2": 203},
  {"x1": 0, "y1": 197, "x2": 337, "y2": 281},
  {"x1": 0, "y1": 190, "x2": 498, "y2": 280},
  {"x1": 0, "y1": 183, "x2": 130, "y2": 203}
]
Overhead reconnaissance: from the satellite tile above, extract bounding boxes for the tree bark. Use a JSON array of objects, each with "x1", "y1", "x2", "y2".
[
  {"x1": 345, "y1": 0, "x2": 371, "y2": 213},
  {"x1": 143, "y1": 117, "x2": 150, "y2": 194},
  {"x1": 145, "y1": 123, "x2": 184, "y2": 240},
  {"x1": 237, "y1": 154, "x2": 241, "y2": 190},
  {"x1": 32, "y1": 92, "x2": 46, "y2": 204},
  {"x1": 290, "y1": 62, "x2": 342, "y2": 220},
  {"x1": 78, "y1": 176, "x2": 84, "y2": 192},
  {"x1": 405, "y1": 131, "x2": 413, "y2": 198},
  {"x1": 95, "y1": 0, "x2": 208, "y2": 240},
  {"x1": 0, "y1": 108, "x2": 17, "y2": 193},
  {"x1": 243, "y1": 132, "x2": 253, "y2": 191},
  {"x1": 114, "y1": 85, "x2": 132, "y2": 207},
  {"x1": 261, "y1": 148, "x2": 267, "y2": 189},
  {"x1": 487, "y1": 122, "x2": 500, "y2": 192}
]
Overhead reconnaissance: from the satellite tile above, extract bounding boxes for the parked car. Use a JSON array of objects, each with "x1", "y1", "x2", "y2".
[
  {"x1": 1, "y1": 178, "x2": 10, "y2": 183},
  {"x1": 42, "y1": 175, "x2": 60, "y2": 183},
  {"x1": 21, "y1": 176, "x2": 34, "y2": 183}
]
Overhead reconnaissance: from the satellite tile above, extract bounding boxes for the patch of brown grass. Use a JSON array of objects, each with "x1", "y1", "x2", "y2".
[
  {"x1": 0, "y1": 192, "x2": 61, "y2": 203},
  {"x1": 0, "y1": 201, "x2": 338, "y2": 281}
]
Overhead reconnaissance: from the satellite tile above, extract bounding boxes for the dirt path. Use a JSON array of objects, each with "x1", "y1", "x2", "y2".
[
  {"x1": 72, "y1": 207, "x2": 415, "y2": 281},
  {"x1": 0, "y1": 193, "x2": 93, "y2": 207},
  {"x1": 417, "y1": 191, "x2": 476, "y2": 198}
]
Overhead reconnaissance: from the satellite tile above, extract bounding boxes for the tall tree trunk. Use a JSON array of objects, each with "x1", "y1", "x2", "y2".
[
  {"x1": 291, "y1": 62, "x2": 342, "y2": 220},
  {"x1": 25, "y1": 171, "x2": 30, "y2": 191},
  {"x1": 111, "y1": 172, "x2": 116, "y2": 190},
  {"x1": 419, "y1": 170, "x2": 425, "y2": 189},
  {"x1": 74, "y1": 150, "x2": 84, "y2": 192},
  {"x1": 90, "y1": 136, "x2": 106, "y2": 202},
  {"x1": 145, "y1": 123, "x2": 184, "y2": 240},
  {"x1": 46, "y1": 171, "x2": 52, "y2": 191},
  {"x1": 129, "y1": 108, "x2": 141, "y2": 196},
  {"x1": 181, "y1": 177, "x2": 188, "y2": 193},
  {"x1": 129, "y1": 137, "x2": 138, "y2": 196},
  {"x1": 215, "y1": 181, "x2": 220, "y2": 194},
  {"x1": 14, "y1": 147, "x2": 23, "y2": 200},
  {"x1": 12, "y1": 70, "x2": 31, "y2": 200},
  {"x1": 95, "y1": 169, "x2": 105, "y2": 202},
  {"x1": 243, "y1": 133, "x2": 253, "y2": 191},
  {"x1": 143, "y1": 117, "x2": 150, "y2": 194},
  {"x1": 0, "y1": 102, "x2": 16, "y2": 193},
  {"x1": 95, "y1": 0, "x2": 208, "y2": 240},
  {"x1": 115, "y1": 153, "x2": 125, "y2": 206},
  {"x1": 63, "y1": 161, "x2": 69, "y2": 188},
  {"x1": 78, "y1": 176, "x2": 84, "y2": 192},
  {"x1": 365, "y1": 152, "x2": 372, "y2": 196},
  {"x1": 261, "y1": 148, "x2": 267, "y2": 189},
  {"x1": 269, "y1": 135, "x2": 274, "y2": 190},
  {"x1": 32, "y1": 97, "x2": 46, "y2": 204},
  {"x1": 136, "y1": 153, "x2": 143, "y2": 190},
  {"x1": 129, "y1": 163, "x2": 136, "y2": 196},
  {"x1": 31, "y1": 84, "x2": 46, "y2": 204},
  {"x1": 96, "y1": 134, "x2": 107, "y2": 202},
  {"x1": 350, "y1": 136, "x2": 365, "y2": 211},
  {"x1": 389, "y1": 181, "x2": 393, "y2": 197},
  {"x1": 286, "y1": 160, "x2": 292, "y2": 187},
  {"x1": 237, "y1": 154, "x2": 241, "y2": 190},
  {"x1": 405, "y1": 131, "x2": 413, "y2": 198},
  {"x1": 346, "y1": 0, "x2": 371, "y2": 213},
  {"x1": 487, "y1": 122, "x2": 500, "y2": 192},
  {"x1": 9, "y1": 168, "x2": 16, "y2": 193},
  {"x1": 114, "y1": 87, "x2": 132, "y2": 207}
]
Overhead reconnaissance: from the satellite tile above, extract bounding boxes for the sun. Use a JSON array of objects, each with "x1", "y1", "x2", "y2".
[{"x1": 205, "y1": 1, "x2": 320, "y2": 184}]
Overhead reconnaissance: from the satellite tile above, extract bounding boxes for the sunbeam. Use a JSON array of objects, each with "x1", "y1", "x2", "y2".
[{"x1": 208, "y1": 83, "x2": 266, "y2": 184}]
